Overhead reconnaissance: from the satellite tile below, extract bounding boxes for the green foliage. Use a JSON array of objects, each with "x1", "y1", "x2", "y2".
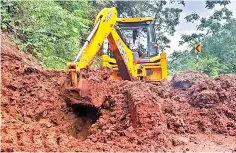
[
  {"x1": 0, "y1": 1, "x2": 17, "y2": 31},
  {"x1": 197, "y1": 7, "x2": 233, "y2": 34},
  {"x1": 205, "y1": 0, "x2": 231, "y2": 9},
  {"x1": 185, "y1": 12, "x2": 200, "y2": 23},
  {"x1": 197, "y1": 18, "x2": 236, "y2": 75},
  {"x1": 168, "y1": 50, "x2": 221, "y2": 77},
  {"x1": 199, "y1": 57, "x2": 220, "y2": 76},
  {"x1": 1, "y1": 0, "x2": 92, "y2": 69},
  {"x1": 1, "y1": 8, "x2": 12, "y2": 30},
  {"x1": 181, "y1": 1, "x2": 233, "y2": 47},
  {"x1": 169, "y1": 2, "x2": 236, "y2": 76},
  {"x1": 170, "y1": 17, "x2": 236, "y2": 76},
  {"x1": 168, "y1": 50, "x2": 195, "y2": 76},
  {"x1": 179, "y1": 33, "x2": 204, "y2": 46}
]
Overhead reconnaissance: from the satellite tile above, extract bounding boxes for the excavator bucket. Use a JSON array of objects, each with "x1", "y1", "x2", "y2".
[
  {"x1": 61, "y1": 79, "x2": 91, "y2": 106},
  {"x1": 61, "y1": 63, "x2": 109, "y2": 108}
]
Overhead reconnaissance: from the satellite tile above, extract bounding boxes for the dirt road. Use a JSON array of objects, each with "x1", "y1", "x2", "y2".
[{"x1": 1, "y1": 35, "x2": 236, "y2": 152}]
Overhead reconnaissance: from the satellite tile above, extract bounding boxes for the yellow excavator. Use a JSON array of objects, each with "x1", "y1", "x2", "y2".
[{"x1": 66, "y1": 7, "x2": 167, "y2": 106}]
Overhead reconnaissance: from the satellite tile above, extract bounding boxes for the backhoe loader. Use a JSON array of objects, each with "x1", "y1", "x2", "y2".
[{"x1": 65, "y1": 7, "x2": 167, "y2": 107}]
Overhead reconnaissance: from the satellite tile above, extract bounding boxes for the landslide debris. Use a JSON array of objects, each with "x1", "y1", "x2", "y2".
[
  {"x1": 1, "y1": 34, "x2": 236, "y2": 152},
  {"x1": 1, "y1": 35, "x2": 92, "y2": 152},
  {"x1": 171, "y1": 70, "x2": 209, "y2": 90}
]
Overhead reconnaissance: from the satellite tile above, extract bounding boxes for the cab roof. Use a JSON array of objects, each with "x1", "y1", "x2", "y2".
[{"x1": 117, "y1": 17, "x2": 153, "y2": 23}]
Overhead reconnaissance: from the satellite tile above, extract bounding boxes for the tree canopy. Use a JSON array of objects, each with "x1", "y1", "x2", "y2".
[{"x1": 169, "y1": 0, "x2": 236, "y2": 76}]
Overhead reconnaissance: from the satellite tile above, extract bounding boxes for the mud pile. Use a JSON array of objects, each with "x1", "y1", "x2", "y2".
[
  {"x1": 186, "y1": 74, "x2": 236, "y2": 134},
  {"x1": 171, "y1": 70, "x2": 209, "y2": 90},
  {"x1": 86, "y1": 81, "x2": 175, "y2": 151},
  {"x1": 1, "y1": 35, "x2": 236, "y2": 152},
  {"x1": 84, "y1": 72, "x2": 236, "y2": 151},
  {"x1": 1, "y1": 35, "x2": 93, "y2": 151}
]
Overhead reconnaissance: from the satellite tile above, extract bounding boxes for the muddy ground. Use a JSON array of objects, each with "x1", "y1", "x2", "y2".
[{"x1": 1, "y1": 35, "x2": 236, "y2": 152}]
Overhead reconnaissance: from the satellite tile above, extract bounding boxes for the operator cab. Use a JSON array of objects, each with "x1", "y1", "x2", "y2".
[
  {"x1": 104, "y1": 18, "x2": 159, "y2": 63},
  {"x1": 116, "y1": 18, "x2": 158, "y2": 62}
]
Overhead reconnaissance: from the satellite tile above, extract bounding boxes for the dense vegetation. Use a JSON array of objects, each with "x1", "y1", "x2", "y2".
[
  {"x1": 1, "y1": 0, "x2": 236, "y2": 76},
  {"x1": 169, "y1": 0, "x2": 236, "y2": 76},
  {"x1": 1, "y1": 0, "x2": 94, "y2": 69}
]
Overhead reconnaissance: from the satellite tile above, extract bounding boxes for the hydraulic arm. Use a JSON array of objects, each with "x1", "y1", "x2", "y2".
[{"x1": 67, "y1": 7, "x2": 136, "y2": 87}]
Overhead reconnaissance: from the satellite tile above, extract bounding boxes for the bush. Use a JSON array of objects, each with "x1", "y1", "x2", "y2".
[{"x1": 1, "y1": 1, "x2": 93, "y2": 69}]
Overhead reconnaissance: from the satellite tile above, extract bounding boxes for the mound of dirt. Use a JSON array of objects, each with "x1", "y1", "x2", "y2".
[
  {"x1": 189, "y1": 74, "x2": 236, "y2": 108},
  {"x1": 185, "y1": 74, "x2": 236, "y2": 134},
  {"x1": 86, "y1": 81, "x2": 174, "y2": 151},
  {"x1": 171, "y1": 70, "x2": 209, "y2": 90},
  {"x1": 164, "y1": 74, "x2": 236, "y2": 135},
  {"x1": 1, "y1": 34, "x2": 236, "y2": 152},
  {"x1": 1, "y1": 35, "x2": 93, "y2": 151}
]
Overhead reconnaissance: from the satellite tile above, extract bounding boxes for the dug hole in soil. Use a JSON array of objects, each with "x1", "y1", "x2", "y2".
[{"x1": 1, "y1": 34, "x2": 236, "y2": 152}]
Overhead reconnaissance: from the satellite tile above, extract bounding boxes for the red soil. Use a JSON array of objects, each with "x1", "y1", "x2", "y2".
[{"x1": 1, "y1": 35, "x2": 236, "y2": 152}]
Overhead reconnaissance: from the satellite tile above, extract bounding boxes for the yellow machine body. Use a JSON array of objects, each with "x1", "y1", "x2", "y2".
[
  {"x1": 102, "y1": 52, "x2": 167, "y2": 81},
  {"x1": 67, "y1": 7, "x2": 168, "y2": 87}
]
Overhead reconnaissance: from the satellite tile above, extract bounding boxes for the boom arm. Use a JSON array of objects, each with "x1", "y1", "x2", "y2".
[
  {"x1": 67, "y1": 7, "x2": 136, "y2": 86},
  {"x1": 74, "y1": 7, "x2": 116, "y2": 69}
]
